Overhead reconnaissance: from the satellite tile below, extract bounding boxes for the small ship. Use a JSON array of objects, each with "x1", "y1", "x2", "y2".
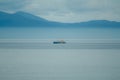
[{"x1": 53, "y1": 40, "x2": 66, "y2": 44}]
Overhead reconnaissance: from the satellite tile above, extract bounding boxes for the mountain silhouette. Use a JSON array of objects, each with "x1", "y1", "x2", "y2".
[{"x1": 0, "y1": 11, "x2": 120, "y2": 27}]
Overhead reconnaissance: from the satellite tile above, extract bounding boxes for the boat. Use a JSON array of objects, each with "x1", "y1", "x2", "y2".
[{"x1": 53, "y1": 40, "x2": 66, "y2": 44}]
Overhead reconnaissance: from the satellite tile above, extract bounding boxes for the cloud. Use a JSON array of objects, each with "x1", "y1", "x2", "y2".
[
  {"x1": 0, "y1": 0, "x2": 120, "y2": 22},
  {"x1": 23, "y1": 0, "x2": 68, "y2": 15},
  {"x1": 0, "y1": 0, "x2": 29, "y2": 12}
]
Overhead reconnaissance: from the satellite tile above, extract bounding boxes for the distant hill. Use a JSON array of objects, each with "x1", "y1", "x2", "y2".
[
  {"x1": 72, "y1": 20, "x2": 120, "y2": 27},
  {"x1": 0, "y1": 11, "x2": 120, "y2": 27},
  {"x1": 0, "y1": 11, "x2": 64, "y2": 27}
]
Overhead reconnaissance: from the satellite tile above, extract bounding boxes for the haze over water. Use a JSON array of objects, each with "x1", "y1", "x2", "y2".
[
  {"x1": 0, "y1": 49, "x2": 120, "y2": 80},
  {"x1": 0, "y1": 27, "x2": 120, "y2": 39},
  {"x1": 0, "y1": 26, "x2": 120, "y2": 80}
]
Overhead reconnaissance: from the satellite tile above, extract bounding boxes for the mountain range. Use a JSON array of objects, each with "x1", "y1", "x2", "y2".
[{"x1": 0, "y1": 11, "x2": 120, "y2": 27}]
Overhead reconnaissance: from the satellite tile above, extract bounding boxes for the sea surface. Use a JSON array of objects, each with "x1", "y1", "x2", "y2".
[
  {"x1": 0, "y1": 39, "x2": 120, "y2": 80},
  {"x1": 0, "y1": 27, "x2": 120, "y2": 39},
  {"x1": 0, "y1": 39, "x2": 120, "y2": 49},
  {"x1": 0, "y1": 25, "x2": 120, "y2": 80}
]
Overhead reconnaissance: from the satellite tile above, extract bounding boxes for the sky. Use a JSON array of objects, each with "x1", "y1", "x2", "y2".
[{"x1": 0, "y1": 0, "x2": 120, "y2": 23}]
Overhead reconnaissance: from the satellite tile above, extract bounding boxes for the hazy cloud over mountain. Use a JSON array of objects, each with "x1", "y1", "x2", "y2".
[{"x1": 0, "y1": 0, "x2": 120, "y2": 22}]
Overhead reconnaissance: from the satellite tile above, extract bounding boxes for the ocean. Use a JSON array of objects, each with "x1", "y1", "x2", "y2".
[
  {"x1": 0, "y1": 39, "x2": 120, "y2": 80},
  {"x1": 0, "y1": 27, "x2": 120, "y2": 80}
]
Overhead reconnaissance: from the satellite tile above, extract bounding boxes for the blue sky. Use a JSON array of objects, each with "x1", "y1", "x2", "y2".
[{"x1": 0, "y1": 0, "x2": 120, "y2": 23}]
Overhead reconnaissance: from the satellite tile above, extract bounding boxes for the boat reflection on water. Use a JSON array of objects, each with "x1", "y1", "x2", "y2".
[{"x1": 53, "y1": 40, "x2": 66, "y2": 44}]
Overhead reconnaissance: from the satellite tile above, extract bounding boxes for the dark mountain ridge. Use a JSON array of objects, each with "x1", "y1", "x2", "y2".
[{"x1": 0, "y1": 11, "x2": 120, "y2": 27}]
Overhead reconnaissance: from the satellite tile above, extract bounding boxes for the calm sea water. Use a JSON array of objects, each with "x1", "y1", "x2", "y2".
[
  {"x1": 0, "y1": 49, "x2": 120, "y2": 80},
  {"x1": 0, "y1": 27, "x2": 120, "y2": 39},
  {"x1": 1, "y1": 26, "x2": 120, "y2": 80},
  {"x1": 0, "y1": 39, "x2": 120, "y2": 49}
]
